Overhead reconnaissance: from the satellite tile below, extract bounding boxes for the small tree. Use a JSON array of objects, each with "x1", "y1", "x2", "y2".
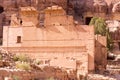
[
  {"x1": 89, "y1": 17, "x2": 113, "y2": 51},
  {"x1": 106, "y1": 29, "x2": 113, "y2": 51},
  {"x1": 89, "y1": 17, "x2": 106, "y2": 36}
]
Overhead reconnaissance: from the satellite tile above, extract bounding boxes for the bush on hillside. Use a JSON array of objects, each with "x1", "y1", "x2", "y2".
[
  {"x1": 13, "y1": 54, "x2": 28, "y2": 62},
  {"x1": 16, "y1": 62, "x2": 31, "y2": 71}
]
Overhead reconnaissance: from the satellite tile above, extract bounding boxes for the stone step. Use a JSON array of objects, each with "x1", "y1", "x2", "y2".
[{"x1": 2, "y1": 47, "x2": 86, "y2": 53}]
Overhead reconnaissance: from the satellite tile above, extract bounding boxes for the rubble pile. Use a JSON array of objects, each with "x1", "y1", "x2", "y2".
[
  {"x1": 106, "y1": 60, "x2": 120, "y2": 80},
  {"x1": 0, "y1": 48, "x2": 77, "y2": 80},
  {"x1": 0, "y1": 48, "x2": 15, "y2": 68},
  {"x1": 88, "y1": 58, "x2": 120, "y2": 80},
  {"x1": 88, "y1": 74, "x2": 117, "y2": 80}
]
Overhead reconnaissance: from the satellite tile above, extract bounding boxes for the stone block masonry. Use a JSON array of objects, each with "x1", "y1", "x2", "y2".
[{"x1": 0, "y1": 68, "x2": 76, "y2": 80}]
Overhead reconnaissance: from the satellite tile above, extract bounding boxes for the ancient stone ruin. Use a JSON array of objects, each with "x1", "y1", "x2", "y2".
[{"x1": 0, "y1": 0, "x2": 119, "y2": 80}]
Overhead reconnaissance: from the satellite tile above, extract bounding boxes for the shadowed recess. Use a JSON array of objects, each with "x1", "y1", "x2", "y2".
[{"x1": 0, "y1": 6, "x2": 4, "y2": 14}]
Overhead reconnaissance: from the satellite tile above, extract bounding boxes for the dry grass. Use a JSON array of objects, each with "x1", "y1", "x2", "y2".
[{"x1": 16, "y1": 62, "x2": 31, "y2": 71}]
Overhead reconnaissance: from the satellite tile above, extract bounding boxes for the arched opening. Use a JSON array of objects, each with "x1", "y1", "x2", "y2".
[{"x1": 0, "y1": 6, "x2": 4, "y2": 14}]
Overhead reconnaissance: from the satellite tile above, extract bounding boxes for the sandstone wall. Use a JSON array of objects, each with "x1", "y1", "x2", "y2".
[
  {"x1": 112, "y1": 13, "x2": 120, "y2": 20},
  {"x1": 2, "y1": 26, "x2": 23, "y2": 47},
  {"x1": 2, "y1": 46, "x2": 88, "y2": 77},
  {"x1": 0, "y1": 13, "x2": 5, "y2": 38},
  {"x1": 0, "y1": 69, "x2": 72, "y2": 80},
  {"x1": 19, "y1": 7, "x2": 39, "y2": 26},
  {"x1": 95, "y1": 35, "x2": 107, "y2": 73}
]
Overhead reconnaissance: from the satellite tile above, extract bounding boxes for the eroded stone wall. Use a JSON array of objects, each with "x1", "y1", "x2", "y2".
[{"x1": 95, "y1": 35, "x2": 107, "y2": 73}]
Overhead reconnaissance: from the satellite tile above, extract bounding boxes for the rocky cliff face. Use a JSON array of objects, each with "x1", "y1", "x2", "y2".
[
  {"x1": 0, "y1": 0, "x2": 120, "y2": 28},
  {"x1": 0, "y1": 0, "x2": 67, "y2": 10},
  {"x1": 35, "y1": 0, "x2": 67, "y2": 11}
]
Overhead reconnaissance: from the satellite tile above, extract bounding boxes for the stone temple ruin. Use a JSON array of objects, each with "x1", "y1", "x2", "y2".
[
  {"x1": 0, "y1": 0, "x2": 119, "y2": 80},
  {"x1": 2, "y1": 6, "x2": 95, "y2": 79},
  {"x1": 1, "y1": 5, "x2": 112, "y2": 79}
]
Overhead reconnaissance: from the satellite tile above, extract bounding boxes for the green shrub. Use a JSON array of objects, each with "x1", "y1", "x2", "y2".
[
  {"x1": 16, "y1": 62, "x2": 31, "y2": 71},
  {"x1": 89, "y1": 17, "x2": 113, "y2": 51},
  {"x1": 13, "y1": 55, "x2": 19, "y2": 61},
  {"x1": 13, "y1": 54, "x2": 28, "y2": 62}
]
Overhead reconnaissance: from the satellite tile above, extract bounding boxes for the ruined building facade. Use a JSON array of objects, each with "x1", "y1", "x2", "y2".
[
  {"x1": 0, "y1": 0, "x2": 110, "y2": 78},
  {"x1": 2, "y1": 6, "x2": 95, "y2": 78}
]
